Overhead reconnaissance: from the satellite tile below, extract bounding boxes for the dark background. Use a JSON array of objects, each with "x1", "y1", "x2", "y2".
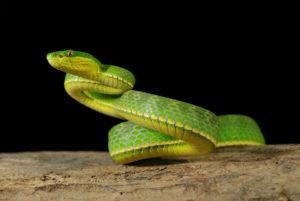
[{"x1": 1, "y1": 5, "x2": 299, "y2": 152}]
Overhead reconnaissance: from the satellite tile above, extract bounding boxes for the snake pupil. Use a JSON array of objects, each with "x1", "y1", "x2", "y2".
[{"x1": 67, "y1": 51, "x2": 73, "y2": 57}]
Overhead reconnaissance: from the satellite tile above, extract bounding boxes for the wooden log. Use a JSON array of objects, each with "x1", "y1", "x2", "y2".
[{"x1": 0, "y1": 144, "x2": 299, "y2": 201}]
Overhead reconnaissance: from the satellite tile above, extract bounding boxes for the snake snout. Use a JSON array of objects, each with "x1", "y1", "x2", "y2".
[
  {"x1": 46, "y1": 52, "x2": 56, "y2": 60},
  {"x1": 47, "y1": 52, "x2": 66, "y2": 70}
]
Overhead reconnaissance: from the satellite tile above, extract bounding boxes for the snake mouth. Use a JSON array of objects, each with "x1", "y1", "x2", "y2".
[
  {"x1": 47, "y1": 52, "x2": 65, "y2": 70},
  {"x1": 47, "y1": 58, "x2": 60, "y2": 70},
  {"x1": 46, "y1": 57, "x2": 54, "y2": 64}
]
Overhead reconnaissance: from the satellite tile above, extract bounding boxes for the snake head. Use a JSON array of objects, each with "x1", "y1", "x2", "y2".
[{"x1": 47, "y1": 50, "x2": 102, "y2": 77}]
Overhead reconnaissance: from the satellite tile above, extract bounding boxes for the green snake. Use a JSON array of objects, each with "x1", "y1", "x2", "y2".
[{"x1": 47, "y1": 50, "x2": 265, "y2": 164}]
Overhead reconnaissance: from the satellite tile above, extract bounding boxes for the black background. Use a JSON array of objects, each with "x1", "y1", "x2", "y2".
[{"x1": 1, "y1": 5, "x2": 299, "y2": 152}]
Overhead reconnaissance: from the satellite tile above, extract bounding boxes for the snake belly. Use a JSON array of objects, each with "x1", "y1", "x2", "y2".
[{"x1": 47, "y1": 50, "x2": 265, "y2": 164}]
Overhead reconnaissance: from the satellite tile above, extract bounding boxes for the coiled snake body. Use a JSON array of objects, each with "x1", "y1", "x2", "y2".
[{"x1": 47, "y1": 50, "x2": 265, "y2": 164}]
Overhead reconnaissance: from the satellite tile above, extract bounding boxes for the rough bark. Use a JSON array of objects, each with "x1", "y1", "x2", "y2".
[{"x1": 0, "y1": 144, "x2": 299, "y2": 201}]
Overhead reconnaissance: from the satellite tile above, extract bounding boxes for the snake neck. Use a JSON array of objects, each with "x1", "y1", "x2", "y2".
[
  {"x1": 64, "y1": 72, "x2": 132, "y2": 119},
  {"x1": 62, "y1": 64, "x2": 135, "y2": 120}
]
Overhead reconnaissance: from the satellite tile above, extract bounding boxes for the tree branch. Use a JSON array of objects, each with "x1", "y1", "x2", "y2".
[{"x1": 0, "y1": 144, "x2": 299, "y2": 201}]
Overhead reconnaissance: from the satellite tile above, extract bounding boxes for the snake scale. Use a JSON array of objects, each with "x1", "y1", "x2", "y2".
[{"x1": 47, "y1": 50, "x2": 265, "y2": 164}]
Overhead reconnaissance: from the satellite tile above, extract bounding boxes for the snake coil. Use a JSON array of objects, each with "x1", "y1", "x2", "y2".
[{"x1": 47, "y1": 50, "x2": 265, "y2": 164}]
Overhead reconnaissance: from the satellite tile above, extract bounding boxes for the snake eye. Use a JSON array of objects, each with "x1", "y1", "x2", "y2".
[{"x1": 67, "y1": 50, "x2": 73, "y2": 57}]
